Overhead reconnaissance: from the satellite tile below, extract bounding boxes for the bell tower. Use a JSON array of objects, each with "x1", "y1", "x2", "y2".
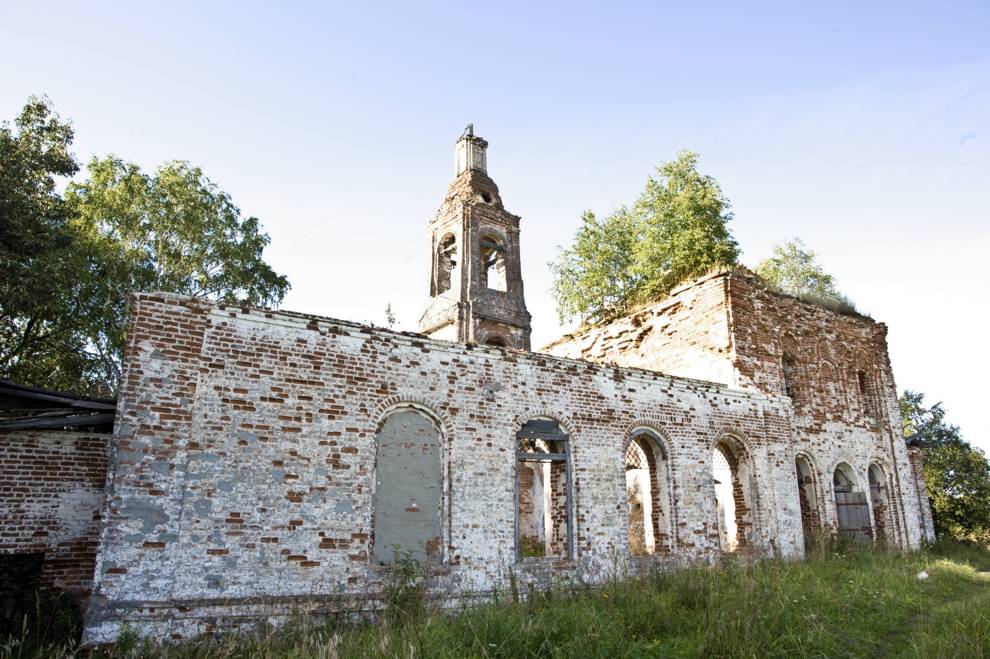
[{"x1": 418, "y1": 126, "x2": 532, "y2": 350}]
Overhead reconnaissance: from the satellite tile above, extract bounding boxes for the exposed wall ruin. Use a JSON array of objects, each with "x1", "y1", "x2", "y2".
[{"x1": 85, "y1": 292, "x2": 799, "y2": 642}]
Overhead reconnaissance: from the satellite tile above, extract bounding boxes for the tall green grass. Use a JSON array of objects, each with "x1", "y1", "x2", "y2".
[{"x1": 4, "y1": 540, "x2": 989, "y2": 658}]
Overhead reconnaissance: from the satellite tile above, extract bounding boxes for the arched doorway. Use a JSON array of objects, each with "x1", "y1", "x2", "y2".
[{"x1": 833, "y1": 463, "x2": 871, "y2": 543}]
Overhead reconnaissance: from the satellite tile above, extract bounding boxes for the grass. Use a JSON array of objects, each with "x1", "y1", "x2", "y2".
[{"x1": 4, "y1": 540, "x2": 990, "y2": 658}]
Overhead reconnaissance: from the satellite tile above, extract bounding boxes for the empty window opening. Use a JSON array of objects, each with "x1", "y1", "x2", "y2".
[
  {"x1": 782, "y1": 354, "x2": 797, "y2": 400},
  {"x1": 436, "y1": 234, "x2": 457, "y2": 295},
  {"x1": 516, "y1": 419, "x2": 571, "y2": 560},
  {"x1": 712, "y1": 438, "x2": 756, "y2": 553},
  {"x1": 481, "y1": 191, "x2": 493, "y2": 203},
  {"x1": 834, "y1": 463, "x2": 872, "y2": 544},
  {"x1": 371, "y1": 409, "x2": 442, "y2": 565},
  {"x1": 625, "y1": 432, "x2": 673, "y2": 556},
  {"x1": 485, "y1": 335, "x2": 507, "y2": 348},
  {"x1": 794, "y1": 455, "x2": 822, "y2": 543},
  {"x1": 481, "y1": 236, "x2": 507, "y2": 292},
  {"x1": 868, "y1": 464, "x2": 893, "y2": 546}
]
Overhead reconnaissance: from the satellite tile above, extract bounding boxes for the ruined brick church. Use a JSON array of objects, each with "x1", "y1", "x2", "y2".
[{"x1": 0, "y1": 128, "x2": 934, "y2": 643}]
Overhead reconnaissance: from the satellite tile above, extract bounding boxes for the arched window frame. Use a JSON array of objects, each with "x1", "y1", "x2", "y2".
[
  {"x1": 623, "y1": 428, "x2": 675, "y2": 556},
  {"x1": 712, "y1": 432, "x2": 757, "y2": 553}
]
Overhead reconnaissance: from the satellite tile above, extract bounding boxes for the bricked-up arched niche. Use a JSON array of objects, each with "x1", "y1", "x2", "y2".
[
  {"x1": 833, "y1": 462, "x2": 871, "y2": 543},
  {"x1": 712, "y1": 435, "x2": 756, "y2": 553},
  {"x1": 868, "y1": 463, "x2": 894, "y2": 545},
  {"x1": 516, "y1": 419, "x2": 572, "y2": 560},
  {"x1": 435, "y1": 234, "x2": 457, "y2": 295},
  {"x1": 625, "y1": 430, "x2": 673, "y2": 556},
  {"x1": 371, "y1": 408, "x2": 442, "y2": 565},
  {"x1": 480, "y1": 234, "x2": 507, "y2": 292},
  {"x1": 857, "y1": 370, "x2": 878, "y2": 420},
  {"x1": 794, "y1": 454, "x2": 822, "y2": 543}
]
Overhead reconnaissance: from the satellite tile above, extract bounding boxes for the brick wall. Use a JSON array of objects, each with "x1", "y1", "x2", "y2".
[
  {"x1": 85, "y1": 292, "x2": 799, "y2": 642},
  {"x1": 0, "y1": 429, "x2": 109, "y2": 597}
]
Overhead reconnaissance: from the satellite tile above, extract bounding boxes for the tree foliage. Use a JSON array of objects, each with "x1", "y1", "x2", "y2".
[
  {"x1": 900, "y1": 390, "x2": 990, "y2": 544},
  {"x1": 755, "y1": 238, "x2": 853, "y2": 309},
  {"x1": 0, "y1": 97, "x2": 289, "y2": 394},
  {"x1": 0, "y1": 97, "x2": 92, "y2": 389},
  {"x1": 551, "y1": 151, "x2": 739, "y2": 324}
]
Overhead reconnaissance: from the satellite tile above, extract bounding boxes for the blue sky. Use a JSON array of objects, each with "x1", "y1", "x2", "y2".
[{"x1": 2, "y1": 1, "x2": 988, "y2": 449}]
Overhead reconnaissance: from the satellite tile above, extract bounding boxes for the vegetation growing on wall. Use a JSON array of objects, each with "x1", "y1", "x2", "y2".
[
  {"x1": 755, "y1": 238, "x2": 858, "y2": 315},
  {"x1": 550, "y1": 150, "x2": 740, "y2": 324}
]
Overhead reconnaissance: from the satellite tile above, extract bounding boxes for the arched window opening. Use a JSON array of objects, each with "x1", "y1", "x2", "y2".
[
  {"x1": 868, "y1": 464, "x2": 893, "y2": 546},
  {"x1": 485, "y1": 335, "x2": 507, "y2": 348},
  {"x1": 516, "y1": 419, "x2": 571, "y2": 560},
  {"x1": 833, "y1": 463, "x2": 871, "y2": 543},
  {"x1": 782, "y1": 354, "x2": 798, "y2": 400},
  {"x1": 794, "y1": 455, "x2": 822, "y2": 543},
  {"x1": 625, "y1": 432, "x2": 673, "y2": 556},
  {"x1": 436, "y1": 234, "x2": 457, "y2": 295},
  {"x1": 481, "y1": 235, "x2": 507, "y2": 292},
  {"x1": 371, "y1": 409, "x2": 442, "y2": 565},
  {"x1": 712, "y1": 438, "x2": 755, "y2": 553}
]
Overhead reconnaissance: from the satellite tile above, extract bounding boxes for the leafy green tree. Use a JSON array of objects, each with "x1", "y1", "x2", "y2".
[
  {"x1": 900, "y1": 390, "x2": 990, "y2": 543},
  {"x1": 755, "y1": 239, "x2": 846, "y2": 303},
  {"x1": 64, "y1": 157, "x2": 290, "y2": 389},
  {"x1": 0, "y1": 96, "x2": 94, "y2": 389},
  {"x1": 550, "y1": 208, "x2": 639, "y2": 324},
  {"x1": 551, "y1": 151, "x2": 739, "y2": 324},
  {"x1": 0, "y1": 97, "x2": 290, "y2": 394}
]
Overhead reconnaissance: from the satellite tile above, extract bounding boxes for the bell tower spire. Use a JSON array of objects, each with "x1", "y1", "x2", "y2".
[{"x1": 418, "y1": 126, "x2": 532, "y2": 350}]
